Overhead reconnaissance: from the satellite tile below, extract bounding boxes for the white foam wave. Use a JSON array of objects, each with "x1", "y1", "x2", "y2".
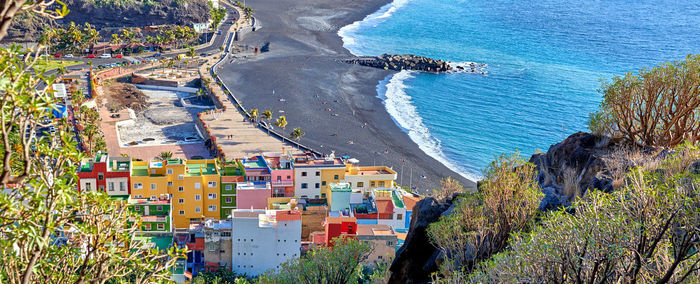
[
  {"x1": 338, "y1": 0, "x2": 412, "y2": 55},
  {"x1": 379, "y1": 71, "x2": 481, "y2": 182}
]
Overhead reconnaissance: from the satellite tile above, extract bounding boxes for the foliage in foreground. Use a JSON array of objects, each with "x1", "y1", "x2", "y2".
[
  {"x1": 440, "y1": 143, "x2": 700, "y2": 283},
  {"x1": 428, "y1": 153, "x2": 542, "y2": 276},
  {"x1": 258, "y1": 237, "x2": 371, "y2": 284},
  {"x1": 588, "y1": 54, "x2": 700, "y2": 148}
]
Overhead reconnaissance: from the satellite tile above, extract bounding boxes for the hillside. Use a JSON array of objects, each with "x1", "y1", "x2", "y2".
[{"x1": 6, "y1": 0, "x2": 211, "y2": 42}]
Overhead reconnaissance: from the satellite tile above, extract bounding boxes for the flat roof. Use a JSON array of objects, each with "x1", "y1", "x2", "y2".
[
  {"x1": 357, "y1": 224, "x2": 395, "y2": 236},
  {"x1": 327, "y1": 216, "x2": 357, "y2": 224},
  {"x1": 243, "y1": 157, "x2": 267, "y2": 169},
  {"x1": 132, "y1": 164, "x2": 149, "y2": 176},
  {"x1": 292, "y1": 154, "x2": 345, "y2": 167},
  {"x1": 186, "y1": 162, "x2": 217, "y2": 176}
]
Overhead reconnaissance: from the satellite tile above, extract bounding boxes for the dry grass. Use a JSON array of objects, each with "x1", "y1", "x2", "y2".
[{"x1": 562, "y1": 168, "x2": 581, "y2": 202}]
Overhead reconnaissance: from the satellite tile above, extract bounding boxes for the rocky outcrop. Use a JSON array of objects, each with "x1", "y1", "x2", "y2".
[
  {"x1": 342, "y1": 54, "x2": 485, "y2": 73},
  {"x1": 389, "y1": 195, "x2": 460, "y2": 283},
  {"x1": 5, "y1": 0, "x2": 211, "y2": 42}
]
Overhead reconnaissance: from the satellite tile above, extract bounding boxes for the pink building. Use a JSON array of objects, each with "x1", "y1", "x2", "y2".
[
  {"x1": 235, "y1": 181, "x2": 272, "y2": 209},
  {"x1": 263, "y1": 152, "x2": 295, "y2": 197}
]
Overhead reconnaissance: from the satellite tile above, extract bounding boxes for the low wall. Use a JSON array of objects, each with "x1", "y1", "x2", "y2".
[{"x1": 133, "y1": 84, "x2": 199, "y2": 93}]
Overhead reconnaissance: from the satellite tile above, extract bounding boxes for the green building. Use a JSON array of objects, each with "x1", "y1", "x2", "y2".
[
  {"x1": 128, "y1": 196, "x2": 173, "y2": 232},
  {"x1": 220, "y1": 160, "x2": 245, "y2": 218}
]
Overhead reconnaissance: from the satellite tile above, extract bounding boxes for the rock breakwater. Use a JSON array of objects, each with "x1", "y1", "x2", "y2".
[{"x1": 342, "y1": 54, "x2": 486, "y2": 73}]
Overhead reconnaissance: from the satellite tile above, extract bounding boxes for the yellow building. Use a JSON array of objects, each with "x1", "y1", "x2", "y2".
[
  {"x1": 320, "y1": 166, "x2": 347, "y2": 199},
  {"x1": 344, "y1": 164, "x2": 397, "y2": 197},
  {"x1": 131, "y1": 159, "x2": 221, "y2": 228}
]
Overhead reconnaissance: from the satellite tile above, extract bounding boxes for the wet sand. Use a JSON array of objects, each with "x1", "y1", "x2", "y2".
[{"x1": 217, "y1": 0, "x2": 476, "y2": 193}]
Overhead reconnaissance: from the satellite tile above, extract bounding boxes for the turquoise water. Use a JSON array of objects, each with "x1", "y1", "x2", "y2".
[{"x1": 339, "y1": 0, "x2": 700, "y2": 180}]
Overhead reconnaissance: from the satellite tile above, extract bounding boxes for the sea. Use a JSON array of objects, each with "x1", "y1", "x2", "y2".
[{"x1": 338, "y1": 0, "x2": 700, "y2": 181}]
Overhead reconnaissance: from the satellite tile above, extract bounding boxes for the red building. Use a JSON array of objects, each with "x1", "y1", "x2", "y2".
[
  {"x1": 324, "y1": 216, "x2": 357, "y2": 246},
  {"x1": 77, "y1": 152, "x2": 132, "y2": 196}
]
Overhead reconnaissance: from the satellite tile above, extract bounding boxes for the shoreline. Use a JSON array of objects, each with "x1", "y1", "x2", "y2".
[{"x1": 218, "y1": 0, "x2": 476, "y2": 193}]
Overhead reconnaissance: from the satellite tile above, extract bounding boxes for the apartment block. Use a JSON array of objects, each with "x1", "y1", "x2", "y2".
[
  {"x1": 128, "y1": 196, "x2": 172, "y2": 232},
  {"x1": 220, "y1": 160, "x2": 245, "y2": 218},
  {"x1": 292, "y1": 153, "x2": 346, "y2": 199},
  {"x1": 77, "y1": 152, "x2": 131, "y2": 196},
  {"x1": 231, "y1": 209, "x2": 302, "y2": 276}
]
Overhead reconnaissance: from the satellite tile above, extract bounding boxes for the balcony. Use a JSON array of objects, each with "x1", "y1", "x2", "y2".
[{"x1": 271, "y1": 180, "x2": 293, "y2": 187}]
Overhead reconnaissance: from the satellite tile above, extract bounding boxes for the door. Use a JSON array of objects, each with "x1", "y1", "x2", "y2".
[{"x1": 144, "y1": 206, "x2": 150, "y2": 215}]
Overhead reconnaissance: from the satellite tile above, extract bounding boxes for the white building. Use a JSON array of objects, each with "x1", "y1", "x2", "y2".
[
  {"x1": 231, "y1": 209, "x2": 302, "y2": 276},
  {"x1": 52, "y1": 83, "x2": 67, "y2": 100},
  {"x1": 292, "y1": 154, "x2": 346, "y2": 199}
]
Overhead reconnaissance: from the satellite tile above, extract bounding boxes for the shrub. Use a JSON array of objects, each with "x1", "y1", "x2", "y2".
[{"x1": 588, "y1": 54, "x2": 700, "y2": 147}]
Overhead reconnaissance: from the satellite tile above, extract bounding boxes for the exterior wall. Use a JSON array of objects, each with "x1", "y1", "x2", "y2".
[
  {"x1": 79, "y1": 178, "x2": 97, "y2": 192},
  {"x1": 377, "y1": 207, "x2": 407, "y2": 231},
  {"x1": 204, "y1": 230, "x2": 232, "y2": 269},
  {"x1": 270, "y1": 168, "x2": 294, "y2": 197},
  {"x1": 220, "y1": 182, "x2": 237, "y2": 219},
  {"x1": 105, "y1": 177, "x2": 129, "y2": 196},
  {"x1": 236, "y1": 188, "x2": 271, "y2": 209},
  {"x1": 321, "y1": 168, "x2": 346, "y2": 196},
  {"x1": 231, "y1": 213, "x2": 302, "y2": 276},
  {"x1": 293, "y1": 167, "x2": 323, "y2": 198},
  {"x1": 330, "y1": 191, "x2": 351, "y2": 212},
  {"x1": 130, "y1": 175, "x2": 168, "y2": 199},
  {"x1": 358, "y1": 236, "x2": 398, "y2": 266}
]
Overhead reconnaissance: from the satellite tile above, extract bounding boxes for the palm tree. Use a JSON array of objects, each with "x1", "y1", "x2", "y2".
[
  {"x1": 249, "y1": 108, "x2": 258, "y2": 123},
  {"x1": 261, "y1": 110, "x2": 272, "y2": 134},
  {"x1": 157, "y1": 151, "x2": 173, "y2": 161},
  {"x1": 110, "y1": 34, "x2": 121, "y2": 45},
  {"x1": 290, "y1": 128, "x2": 305, "y2": 149},
  {"x1": 275, "y1": 116, "x2": 287, "y2": 136}
]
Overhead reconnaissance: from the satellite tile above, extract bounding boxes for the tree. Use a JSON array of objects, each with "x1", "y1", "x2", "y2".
[
  {"x1": 0, "y1": 43, "x2": 185, "y2": 283},
  {"x1": 588, "y1": 54, "x2": 700, "y2": 148},
  {"x1": 0, "y1": 0, "x2": 68, "y2": 40},
  {"x1": 249, "y1": 108, "x2": 258, "y2": 123},
  {"x1": 464, "y1": 146, "x2": 700, "y2": 283},
  {"x1": 261, "y1": 110, "x2": 272, "y2": 134},
  {"x1": 275, "y1": 116, "x2": 288, "y2": 136},
  {"x1": 432, "y1": 176, "x2": 464, "y2": 201},
  {"x1": 428, "y1": 152, "x2": 542, "y2": 276},
  {"x1": 290, "y1": 127, "x2": 305, "y2": 149},
  {"x1": 259, "y1": 237, "x2": 371, "y2": 284},
  {"x1": 187, "y1": 46, "x2": 196, "y2": 58},
  {"x1": 83, "y1": 124, "x2": 99, "y2": 154},
  {"x1": 110, "y1": 33, "x2": 121, "y2": 45},
  {"x1": 157, "y1": 151, "x2": 173, "y2": 161}
]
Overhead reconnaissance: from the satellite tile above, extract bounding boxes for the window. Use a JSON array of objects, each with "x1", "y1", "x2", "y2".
[
  {"x1": 195, "y1": 194, "x2": 201, "y2": 201},
  {"x1": 135, "y1": 206, "x2": 140, "y2": 211},
  {"x1": 178, "y1": 174, "x2": 184, "y2": 180},
  {"x1": 397, "y1": 213, "x2": 403, "y2": 220},
  {"x1": 387, "y1": 241, "x2": 394, "y2": 246},
  {"x1": 333, "y1": 174, "x2": 339, "y2": 180},
  {"x1": 98, "y1": 172, "x2": 104, "y2": 180},
  {"x1": 178, "y1": 198, "x2": 184, "y2": 204},
  {"x1": 134, "y1": 195, "x2": 143, "y2": 198},
  {"x1": 321, "y1": 193, "x2": 326, "y2": 198},
  {"x1": 167, "y1": 181, "x2": 173, "y2": 186},
  {"x1": 208, "y1": 181, "x2": 217, "y2": 187},
  {"x1": 378, "y1": 255, "x2": 383, "y2": 260},
  {"x1": 119, "y1": 182, "x2": 125, "y2": 191},
  {"x1": 179, "y1": 210, "x2": 185, "y2": 215},
  {"x1": 195, "y1": 207, "x2": 201, "y2": 213},
  {"x1": 225, "y1": 197, "x2": 233, "y2": 203},
  {"x1": 379, "y1": 181, "x2": 385, "y2": 187},
  {"x1": 221, "y1": 232, "x2": 231, "y2": 237},
  {"x1": 167, "y1": 169, "x2": 173, "y2": 175},
  {"x1": 151, "y1": 169, "x2": 156, "y2": 174},
  {"x1": 315, "y1": 171, "x2": 320, "y2": 176},
  {"x1": 301, "y1": 183, "x2": 308, "y2": 189},
  {"x1": 150, "y1": 195, "x2": 156, "y2": 200},
  {"x1": 322, "y1": 181, "x2": 326, "y2": 186},
  {"x1": 194, "y1": 182, "x2": 201, "y2": 189},
  {"x1": 287, "y1": 175, "x2": 291, "y2": 179},
  {"x1": 208, "y1": 193, "x2": 217, "y2": 199},
  {"x1": 225, "y1": 184, "x2": 232, "y2": 191},
  {"x1": 144, "y1": 224, "x2": 151, "y2": 230},
  {"x1": 301, "y1": 172, "x2": 307, "y2": 177},
  {"x1": 208, "y1": 205, "x2": 217, "y2": 211},
  {"x1": 209, "y1": 244, "x2": 216, "y2": 252},
  {"x1": 85, "y1": 182, "x2": 92, "y2": 190},
  {"x1": 99, "y1": 185, "x2": 104, "y2": 192},
  {"x1": 157, "y1": 205, "x2": 163, "y2": 211},
  {"x1": 178, "y1": 186, "x2": 184, "y2": 192},
  {"x1": 357, "y1": 182, "x2": 364, "y2": 187},
  {"x1": 150, "y1": 183, "x2": 156, "y2": 190},
  {"x1": 134, "y1": 183, "x2": 143, "y2": 189},
  {"x1": 108, "y1": 183, "x2": 114, "y2": 192},
  {"x1": 370, "y1": 181, "x2": 376, "y2": 187},
  {"x1": 315, "y1": 183, "x2": 320, "y2": 188},
  {"x1": 157, "y1": 224, "x2": 164, "y2": 230}
]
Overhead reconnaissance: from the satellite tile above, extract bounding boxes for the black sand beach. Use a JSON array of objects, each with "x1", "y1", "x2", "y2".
[{"x1": 218, "y1": 0, "x2": 477, "y2": 193}]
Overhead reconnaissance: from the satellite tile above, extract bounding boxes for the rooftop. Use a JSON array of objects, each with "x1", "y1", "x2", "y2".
[
  {"x1": 326, "y1": 216, "x2": 357, "y2": 224},
  {"x1": 330, "y1": 182, "x2": 352, "y2": 192},
  {"x1": 242, "y1": 156, "x2": 268, "y2": 169},
  {"x1": 133, "y1": 235, "x2": 172, "y2": 251},
  {"x1": 236, "y1": 181, "x2": 271, "y2": 190},
  {"x1": 292, "y1": 153, "x2": 345, "y2": 167},
  {"x1": 185, "y1": 161, "x2": 218, "y2": 176},
  {"x1": 131, "y1": 163, "x2": 150, "y2": 176},
  {"x1": 357, "y1": 224, "x2": 395, "y2": 236},
  {"x1": 221, "y1": 161, "x2": 245, "y2": 176}
]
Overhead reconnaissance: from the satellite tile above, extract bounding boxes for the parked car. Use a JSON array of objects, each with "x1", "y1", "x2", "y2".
[
  {"x1": 99, "y1": 54, "x2": 111, "y2": 59},
  {"x1": 39, "y1": 54, "x2": 50, "y2": 57},
  {"x1": 53, "y1": 53, "x2": 62, "y2": 58},
  {"x1": 114, "y1": 54, "x2": 123, "y2": 58},
  {"x1": 153, "y1": 53, "x2": 162, "y2": 57},
  {"x1": 217, "y1": 30, "x2": 222, "y2": 35},
  {"x1": 86, "y1": 54, "x2": 96, "y2": 58},
  {"x1": 64, "y1": 54, "x2": 73, "y2": 58}
]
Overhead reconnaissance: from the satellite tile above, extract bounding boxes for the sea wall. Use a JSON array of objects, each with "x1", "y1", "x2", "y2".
[{"x1": 343, "y1": 54, "x2": 452, "y2": 72}]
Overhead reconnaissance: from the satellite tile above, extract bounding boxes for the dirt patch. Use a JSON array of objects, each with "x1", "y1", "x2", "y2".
[{"x1": 101, "y1": 83, "x2": 149, "y2": 112}]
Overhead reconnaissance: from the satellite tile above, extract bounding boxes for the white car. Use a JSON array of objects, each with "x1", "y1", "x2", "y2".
[
  {"x1": 64, "y1": 54, "x2": 73, "y2": 58},
  {"x1": 99, "y1": 54, "x2": 111, "y2": 59}
]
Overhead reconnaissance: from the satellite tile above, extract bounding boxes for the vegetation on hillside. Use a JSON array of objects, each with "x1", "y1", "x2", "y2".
[
  {"x1": 589, "y1": 54, "x2": 700, "y2": 148},
  {"x1": 209, "y1": 0, "x2": 226, "y2": 29}
]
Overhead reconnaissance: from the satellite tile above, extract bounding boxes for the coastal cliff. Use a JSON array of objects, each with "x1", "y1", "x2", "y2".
[
  {"x1": 342, "y1": 54, "x2": 485, "y2": 73},
  {"x1": 389, "y1": 132, "x2": 667, "y2": 282}
]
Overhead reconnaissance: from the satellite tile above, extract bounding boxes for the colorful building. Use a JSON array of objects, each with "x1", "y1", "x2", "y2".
[
  {"x1": 328, "y1": 182, "x2": 354, "y2": 212},
  {"x1": 242, "y1": 156, "x2": 271, "y2": 183},
  {"x1": 231, "y1": 209, "x2": 302, "y2": 276},
  {"x1": 130, "y1": 159, "x2": 221, "y2": 228},
  {"x1": 324, "y1": 216, "x2": 357, "y2": 246},
  {"x1": 203, "y1": 219, "x2": 233, "y2": 270},
  {"x1": 292, "y1": 153, "x2": 346, "y2": 199},
  {"x1": 356, "y1": 224, "x2": 398, "y2": 266},
  {"x1": 344, "y1": 163, "x2": 397, "y2": 197},
  {"x1": 263, "y1": 152, "x2": 295, "y2": 197},
  {"x1": 77, "y1": 152, "x2": 131, "y2": 196},
  {"x1": 235, "y1": 181, "x2": 272, "y2": 210},
  {"x1": 128, "y1": 196, "x2": 172, "y2": 232},
  {"x1": 373, "y1": 188, "x2": 407, "y2": 230},
  {"x1": 220, "y1": 160, "x2": 246, "y2": 218}
]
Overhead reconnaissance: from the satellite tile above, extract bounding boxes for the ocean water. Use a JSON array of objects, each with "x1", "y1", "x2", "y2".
[{"x1": 339, "y1": 0, "x2": 700, "y2": 181}]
